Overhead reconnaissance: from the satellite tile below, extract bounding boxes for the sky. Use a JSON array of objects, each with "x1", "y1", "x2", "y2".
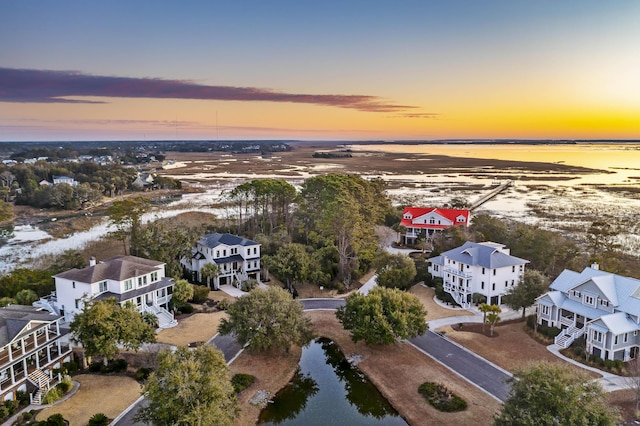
[{"x1": 1, "y1": 1, "x2": 640, "y2": 141}]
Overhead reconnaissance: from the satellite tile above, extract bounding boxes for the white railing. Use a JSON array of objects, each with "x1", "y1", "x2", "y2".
[{"x1": 444, "y1": 267, "x2": 473, "y2": 279}]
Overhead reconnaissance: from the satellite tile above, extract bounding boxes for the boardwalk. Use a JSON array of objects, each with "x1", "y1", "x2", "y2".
[{"x1": 469, "y1": 180, "x2": 513, "y2": 211}]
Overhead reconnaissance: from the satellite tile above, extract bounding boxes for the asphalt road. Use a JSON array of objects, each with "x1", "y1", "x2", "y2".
[
  {"x1": 409, "y1": 330, "x2": 512, "y2": 402},
  {"x1": 300, "y1": 298, "x2": 346, "y2": 310}
]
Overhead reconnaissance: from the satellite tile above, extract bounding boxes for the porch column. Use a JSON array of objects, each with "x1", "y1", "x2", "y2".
[
  {"x1": 9, "y1": 365, "x2": 15, "y2": 385},
  {"x1": 47, "y1": 344, "x2": 52, "y2": 363},
  {"x1": 20, "y1": 339, "x2": 25, "y2": 356},
  {"x1": 22, "y1": 359, "x2": 28, "y2": 378}
]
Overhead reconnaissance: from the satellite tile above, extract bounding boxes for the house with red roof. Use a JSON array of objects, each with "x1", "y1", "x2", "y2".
[{"x1": 400, "y1": 207, "x2": 470, "y2": 245}]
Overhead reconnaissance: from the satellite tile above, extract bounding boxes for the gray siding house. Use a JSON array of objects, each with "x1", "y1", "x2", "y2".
[{"x1": 536, "y1": 264, "x2": 640, "y2": 361}]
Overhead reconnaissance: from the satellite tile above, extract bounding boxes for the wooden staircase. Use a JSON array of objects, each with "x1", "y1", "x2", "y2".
[{"x1": 28, "y1": 369, "x2": 51, "y2": 390}]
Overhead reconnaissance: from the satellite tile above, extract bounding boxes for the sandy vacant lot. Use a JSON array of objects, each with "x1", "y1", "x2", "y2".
[{"x1": 36, "y1": 375, "x2": 141, "y2": 425}]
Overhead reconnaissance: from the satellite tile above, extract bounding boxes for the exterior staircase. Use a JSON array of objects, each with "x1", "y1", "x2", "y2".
[
  {"x1": 28, "y1": 369, "x2": 51, "y2": 390},
  {"x1": 145, "y1": 305, "x2": 178, "y2": 329},
  {"x1": 31, "y1": 389, "x2": 44, "y2": 405},
  {"x1": 554, "y1": 324, "x2": 585, "y2": 349}
]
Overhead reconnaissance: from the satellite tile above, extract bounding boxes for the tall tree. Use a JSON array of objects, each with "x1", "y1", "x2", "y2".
[
  {"x1": 486, "y1": 308, "x2": 501, "y2": 337},
  {"x1": 135, "y1": 345, "x2": 239, "y2": 426},
  {"x1": 263, "y1": 243, "x2": 311, "y2": 292},
  {"x1": 336, "y1": 286, "x2": 427, "y2": 345},
  {"x1": 625, "y1": 357, "x2": 640, "y2": 418},
  {"x1": 504, "y1": 270, "x2": 548, "y2": 319},
  {"x1": 105, "y1": 197, "x2": 150, "y2": 255},
  {"x1": 495, "y1": 361, "x2": 619, "y2": 425},
  {"x1": 218, "y1": 286, "x2": 313, "y2": 352},
  {"x1": 70, "y1": 298, "x2": 156, "y2": 364},
  {"x1": 376, "y1": 253, "x2": 417, "y2": 290}
]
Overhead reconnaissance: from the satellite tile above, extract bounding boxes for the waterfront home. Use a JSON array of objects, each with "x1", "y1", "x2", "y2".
[
  {"x1": 400, "y1": 207, "x2": 470, "y2": 245},
  {"x1": 38, "y1": 255, "x2": 176, "y2": 328},
  {"x1": 181, "y1": 233, "x2": 261, "y2": 290},
  {"x1": 536, "y1": 264, "x2": 640, "y2": 361},
  {"x1": 428, "y1": 241, "x2": 528, "y2": 308},
  {"x1": 0, "y1": 305, "x2": 72, "y2": 404}
]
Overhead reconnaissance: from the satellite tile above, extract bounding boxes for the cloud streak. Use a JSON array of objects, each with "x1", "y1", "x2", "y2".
[{"x1": 0, "y1": 68, "x2": 417, "y2": 113}]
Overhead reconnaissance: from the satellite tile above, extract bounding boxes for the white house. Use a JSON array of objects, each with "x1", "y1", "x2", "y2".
[
  {"x1": 428, "y1": 241, "x2": 528, "y2": 308},
  {"x1": 181, "y1": 233, "x2": 261, "y2": 290},
  {"x1": 0, "y1": 305, "x2": 72, "y2": 404},
  {"x1": 42, "y1": 255, "x2": 176, "y2": 328},
  {"x1": 52, "y1": 176, "x2": 78, "y2": 187},
  {"x1": 536, "y1": 265, "x2": 640, "y2": 361},
  {"x1": 400, "y1": 207, "x2": 470, "y2": 245}
]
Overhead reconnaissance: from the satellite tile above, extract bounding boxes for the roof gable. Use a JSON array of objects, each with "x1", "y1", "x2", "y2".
[
  {"x1": 199, "y1": 233, "x2": 259, "y2": 248},
  {"x1": 400, "y1": 207, "x2": 470, "y2": 229},
  {"x1": 54, "y1": 255, "x2": 163, "y2": 284},
  {"x1": 441, "y1": 241, "x2": 528, "y2": 269}
]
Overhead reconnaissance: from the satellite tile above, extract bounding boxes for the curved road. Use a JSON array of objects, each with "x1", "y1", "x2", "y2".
[{"x1": 115, "y1": 297, "x2": 510, "y2": 425}]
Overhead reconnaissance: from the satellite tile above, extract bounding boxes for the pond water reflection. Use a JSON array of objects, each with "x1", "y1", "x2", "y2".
[{"x1": 259, "y1": 338, "x2": 407, "y2": 425}]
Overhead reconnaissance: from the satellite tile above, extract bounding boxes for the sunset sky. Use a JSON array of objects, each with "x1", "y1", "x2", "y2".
[{"x1": 1, "y1": 1, "x2": 639, "y2": 141}]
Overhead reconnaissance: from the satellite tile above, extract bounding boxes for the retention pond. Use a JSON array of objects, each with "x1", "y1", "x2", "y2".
[{"x1": 258, "y1": 337, "x2": 407, "y2": 425}]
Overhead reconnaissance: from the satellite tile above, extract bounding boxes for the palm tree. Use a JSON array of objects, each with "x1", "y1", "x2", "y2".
[
  {"x1": 486, "y1": 310, "x2": 501, "y2": 336},
  {"x1": 200, "y1": 263, "x2": 221, "y2": 289}
]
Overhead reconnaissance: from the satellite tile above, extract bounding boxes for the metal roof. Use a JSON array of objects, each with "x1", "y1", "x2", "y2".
[
  {"x1": 199, "y1": 233, "x2": 259, "y2": 248},
  {"x1": 440, "y1": 241, "x2": 528, "y2": 269}
]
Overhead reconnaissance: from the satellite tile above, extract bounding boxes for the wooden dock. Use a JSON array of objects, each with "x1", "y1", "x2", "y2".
[{"x1": 469, "y1": 180, "x2": 513, "y2": 211}]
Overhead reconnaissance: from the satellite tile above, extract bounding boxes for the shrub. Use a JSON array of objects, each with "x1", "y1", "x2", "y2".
[
  {"x1": 191, "y1": 285, "x2": 210, "y2": 304},
  {"x1": 472, "y1": 293, "x2": 487, "y2": 305},
  {"x1": 16, "y1": 390, "x2": 29, "y2": 405},
  {"x1": 88, "y1": 362, "x2": 103, "y2": 373},
  {"x1": 231, "y1": 373, "x2": 256, "y2": 393},
  {"x1": 20, "y1": 411, "x2": 33, "y2": 421},
  {"x1": 418, "y1": 382, "x2": 467, "y2": 412},
  {"x1": 87, "y1": 412, "x2": 110, "y2": 426},
  {"x1": 217, "y1": 299, "x2": 231, "y2": 311},
  {"x1": 135, "y1": 367, "x2": 153, "y2": 382},
  {"x1": 42, "y1": 387, "x2": 63, "y2": 405},
  {"x1": 241, "y1": 279, "x2": 259, "y2": 292},
  {"x1": 2, "y1": 400, "x2": 17, "y2": 414},
  {"x1": 110, "y1": 358, "x2": 128, "y2": 372},
  {"x1": 63, "y1": 360, "x2": 79, "y2": 375},
  {"x1": 178, "y1": 303, "x2": 194, "y2": 314},
  {"x1": 57, "y1": 378, "x2": 72, "y2": 393},
  {"x1": 45, "y1": 413, "x2": 66, "y2": 426}
]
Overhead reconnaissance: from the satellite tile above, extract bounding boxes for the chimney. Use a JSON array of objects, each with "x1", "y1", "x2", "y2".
[
  {"x1": 89, "y1": 256, "x2": 96, "y2": 267},
  {"x1": 591, "y1": 262, "x2": 599, "y2": 270}
]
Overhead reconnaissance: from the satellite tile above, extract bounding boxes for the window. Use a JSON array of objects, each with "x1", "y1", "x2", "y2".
[
  {"x1": 75, "y1": 299, "x2": 80, "y2": 309},
  {"x1": 143, "y1": 275, "x2": 148, "y2": 285},
  {"x1": 505, "y1": 281, "x2": 508, "y2": 288},
  {"x1": 615, "y1": 335, "x2": 619, "y2": 345},
  {"x1": 625, "y1": 333, "x2": 629, "y2": 343},
  {"x1": 99, "y1": 281, "x2": 107, "y2": 292},
  {"x1": 593, "y1": 330, "x2": 603, "y2": 342},
  {"x1": 216, "y1": 250, "x2": 219, "y2": 257},
  {"x1": 541, "y1": 305, "x2": 549, "y2": 315},
  {"x1": 493, "y1": 270, "x2": 496, "y2": 276},
  {"x1": 254, "y1": 247, "x2": 257, "y2": 254},
  {"x1": 511, "y1": 280, "x2": 515, "y2": 286},
  {"x1": 223, "y1": 249, "x2": 227, "y2": 256},
  {"x1": 124, "y1": 279, "x2": 133, "y2": 291},
  {"x1": 72, "y1": 281, "x2": 75, "y2": 289},
  {"x1": 601, "y1": 300, "x2": 609, "y2": 307},
  {"x1": 466, "y1": 264, "x2": 470, "y2": 269},
  {"x1": 492, "y1": 283, "x2": 495, "y2": 291},
  {"x1": 138, "y1": 277, "x2": 143, "y2": 287},
  {"x1": 482, "y1": 268, "x2": 485, "y2": 274},
  {"x1": 429, "y1": 218, "x2": 435, "y2": 224},
  {"x1": 481, "y1": 282, "x2": 485, "y2": 290},
  {"x1": 151, "y1": 272, "x2": 158, "y2": 282},
  {"x1": 512, "y1": 266, "x2": 515, "y2": 272},
  {"x1": 584, "y1": 295, "x2": 594, "y2": 305}
]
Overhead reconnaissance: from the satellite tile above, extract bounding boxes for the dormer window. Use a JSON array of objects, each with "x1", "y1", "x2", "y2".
[
  {"x1": 456, "y1": 216, "x2": 466, "y2": 223},
  {"x1": 429, "y1": 218, "x2": 435, "y2": 224},
  {"x1": 601, "y1": 300, "x2": 609, "y2": 307},
  {"x1": 99, "y1": 281, "x2": 108, "y2": 292},
  {"x1": 584, "y1": 295, "x2": 594, "y2": 306},
  {"x1": 151, "y1": 272, "x2": 158, "y2": 282},
  {"x1": 124, "y1": 279, "x2": 133, "y2": 291}
]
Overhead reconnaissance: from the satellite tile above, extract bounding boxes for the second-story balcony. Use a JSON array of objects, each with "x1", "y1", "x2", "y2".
[{"x1": 444, "y1": 266, "x2": 473, "y2": 279}]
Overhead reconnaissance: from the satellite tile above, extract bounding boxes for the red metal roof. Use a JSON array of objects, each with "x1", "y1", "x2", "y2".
[{"x1": 400, "y1": 207, "x2": 470, "y2": 230}]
